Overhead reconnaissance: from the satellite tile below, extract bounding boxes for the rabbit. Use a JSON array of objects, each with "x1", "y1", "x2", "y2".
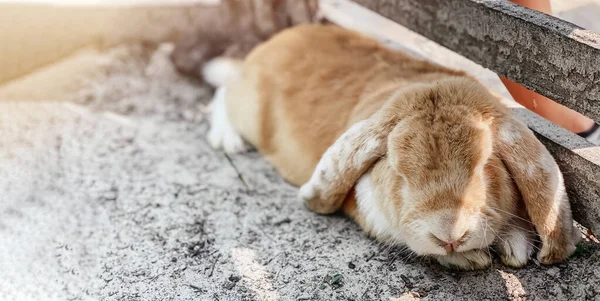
[{"x1": 204, "y1": 24, "x2": 580, "y2": 270}]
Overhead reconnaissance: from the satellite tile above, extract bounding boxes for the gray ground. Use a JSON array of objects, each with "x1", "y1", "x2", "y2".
[
  {"x1": 1, "y1": 42, "x2": 599, "y2": 301},
  {"x1": 2, "y1": 1, "x2": 600, "y2": 299}
]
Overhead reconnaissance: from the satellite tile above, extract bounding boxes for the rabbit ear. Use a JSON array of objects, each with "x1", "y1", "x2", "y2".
[
  {"x1": 299, "y1": 102, "x2": 401, "y2": 214},
  {"x1": 494, "y1": 117, "x2": 578, "y2": 264}
]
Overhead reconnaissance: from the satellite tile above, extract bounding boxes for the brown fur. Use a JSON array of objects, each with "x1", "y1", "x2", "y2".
[
  {"x1": 221, "y1": 24, "x2": 578, "y2": 267},
  {"x1": 230, "y1": 25, "x2": 465, "y2": 184}
]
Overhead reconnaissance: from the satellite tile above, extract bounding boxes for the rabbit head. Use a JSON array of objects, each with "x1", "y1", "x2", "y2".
[
  {"x1": 301, "y1": 77, "x2": 578, "y2": 266},
  {"x1": 204, "y1": 24, "x2": 579, "y2": 269},
  {"x1": 383, "y1": 98, "x2": 509, "y2": 256}
]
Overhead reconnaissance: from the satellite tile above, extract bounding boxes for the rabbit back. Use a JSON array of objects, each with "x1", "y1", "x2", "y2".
[{"x1": 226, "y1": 24, "x2": 466, "y2": 185}]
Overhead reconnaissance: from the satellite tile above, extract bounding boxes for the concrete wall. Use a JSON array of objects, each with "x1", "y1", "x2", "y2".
[{"x1": 0, "y1": 2, "x2": 208, "y2": 85}]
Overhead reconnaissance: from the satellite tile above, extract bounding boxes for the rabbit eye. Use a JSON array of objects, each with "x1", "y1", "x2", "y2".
[
  {"x1": 458, "y1": 230, "x2": 472, "y2": 243},
  {"x1": 429, "y1": 233, "x2": 445, "y2": 246}
]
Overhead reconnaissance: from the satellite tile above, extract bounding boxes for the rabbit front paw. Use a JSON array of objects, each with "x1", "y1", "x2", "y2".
[
  {"x1": 208, "y1": 86, "x2": 248, "y2": 154},
  {"x1": 299, "y1": 180, "x2": 344, "y2": 214},
  {"x1": 496, "y1": 230, "x2": 535, "y2": 268},
  {"x1": 537, "y1": 239, "x2": 577, "y2": 265}
]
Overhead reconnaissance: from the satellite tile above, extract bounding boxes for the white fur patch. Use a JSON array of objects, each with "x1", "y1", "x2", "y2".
[
  {"x1": 506, "y1": 230, "x2": 533, "y2": 264},
  {"x1": 298, "y1": 182, "x2": 317, "y2": 202},
  {"x1": 355, "y1": 173, "x2": 400, "y2": 241},
  {"x1": 202, "y1": 57, "x2": 241, "y2": 87},
  {"x1": 498, "y1": 226, "x2": 534, "y2": 267},
  {"x1": 208, "y1": 87, "x2": 247, "y2": 153},
  {"x1": 498, "y1": 121, "x2": 521, "y2": 145}
]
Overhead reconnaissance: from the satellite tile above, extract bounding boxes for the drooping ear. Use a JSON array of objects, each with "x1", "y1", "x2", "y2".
[
  {"x1": 299, "y1": 100, "x2": 402, "y2": 214},
  {"x1": 494, "y1": 116, "x2": 578, "y2": 264}
]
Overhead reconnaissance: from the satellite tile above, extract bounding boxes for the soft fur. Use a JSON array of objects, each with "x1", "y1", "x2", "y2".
[{"x1": 206, "y1": 25, "x2": 580, "y2": 270}]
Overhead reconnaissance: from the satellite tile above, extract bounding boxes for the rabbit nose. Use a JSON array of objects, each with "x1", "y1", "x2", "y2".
[
  {"x1": 430, "y1": 231, "x2": 470, "y2": 253},
  {"x1": 442, "y1": 241, "x2": 460, "y2": 253}
]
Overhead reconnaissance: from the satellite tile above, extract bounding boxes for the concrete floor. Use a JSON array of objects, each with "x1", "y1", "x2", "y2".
[{"x1": 1, "y1": 1, "x2": 600, "y2": 301}]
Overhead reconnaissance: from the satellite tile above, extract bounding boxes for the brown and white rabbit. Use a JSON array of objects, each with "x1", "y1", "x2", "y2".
[{"x1": 204, "y1": 24, "x2": 580, "y2": 270}]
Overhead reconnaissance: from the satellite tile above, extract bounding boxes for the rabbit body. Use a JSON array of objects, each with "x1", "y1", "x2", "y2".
[
  {"x1": 207, "y1": 25, "x2": 578, "y2": 270},
  {"x1": 223, "y1": 25, "x2": 467, "y2": 183}
]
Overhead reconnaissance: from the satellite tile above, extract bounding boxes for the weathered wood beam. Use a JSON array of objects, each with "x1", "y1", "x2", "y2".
[{"x1": 350, "y1": 0, "x2": 600, "y2": 123}]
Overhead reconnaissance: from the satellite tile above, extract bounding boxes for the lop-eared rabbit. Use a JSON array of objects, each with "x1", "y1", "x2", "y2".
[{"x1": 204, "y1": 25, "x2": 579, "y2": 270}]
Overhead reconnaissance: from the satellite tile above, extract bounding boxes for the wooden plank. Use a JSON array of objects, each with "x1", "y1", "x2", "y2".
[{"x1": 350, "y1": 0, "x2": 600, "y2": 123}]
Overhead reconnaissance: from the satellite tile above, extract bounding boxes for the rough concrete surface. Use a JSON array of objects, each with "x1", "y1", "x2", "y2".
[{"x1": 1, "y1": 41, "x2": 600, "y2": 301}]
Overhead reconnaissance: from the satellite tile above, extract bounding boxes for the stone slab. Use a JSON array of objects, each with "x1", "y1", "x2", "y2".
[{"x1": 350, "y1": 0, "x2": 600, "y2": 123}]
